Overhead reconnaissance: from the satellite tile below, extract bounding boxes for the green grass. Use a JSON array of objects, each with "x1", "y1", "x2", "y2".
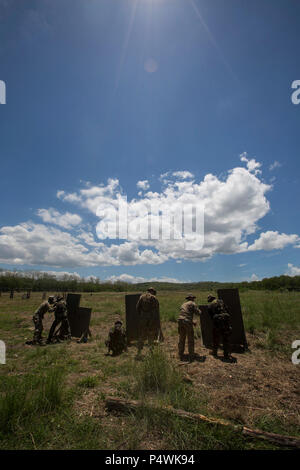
[
  {"x1": 120, "y1": 406, "x2": 279, "y2": 450},
  {"x1": 0, "y1": 368, "x2": 64, "y2": 436},
  {"x1": 0, "y1": 289, "x2": 299, "y2": 450},
  {"x1": 77, "y1": 376, "x2": 99, "y2": 389},
  {"x1": 132, "y1": 347, "x2": 205, "y2": 413}
]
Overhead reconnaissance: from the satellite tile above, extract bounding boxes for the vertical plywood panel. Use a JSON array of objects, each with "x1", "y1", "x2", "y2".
[
  {"x1": 125, "y1": 293, "x2": 142, "y2": 343},
  {"x1": 199, "y1": 289, "x2": 248, "y2": 352},
  {"x1": 217, "y1": 288, "x2": 248, "y2": 350}
]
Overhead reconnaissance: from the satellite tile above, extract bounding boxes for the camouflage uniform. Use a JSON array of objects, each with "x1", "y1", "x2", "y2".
[
  {"x1": 47, "y1": 298, "x2": 71, "y2": 343},
  {"x1": 32, "y1": 300, "x2": 52, "y2": 343},
  {"x1": 178, "y1": 295, "x2": 201, "y2": 360},
  {"x1": 136, "y1": 289, "x2": 160, "y2": 353},
  {"x1": 207, "y1": 297, "x2": 232, "y2": 358},
  {"x1": 105, "y1": 321, "x2": 127, "y2": 355}
]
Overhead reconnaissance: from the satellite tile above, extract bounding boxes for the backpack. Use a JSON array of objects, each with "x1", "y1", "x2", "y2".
[
  {"x1": 212, "y1": 300, "x2": 231, "y2": 330},
  {"x1": 213, "y1": 312, "x2": 231, "y2": 330}
]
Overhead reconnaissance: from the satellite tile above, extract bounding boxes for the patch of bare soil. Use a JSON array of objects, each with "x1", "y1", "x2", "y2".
[{"x1": 163, "y1": 325, "x2": 299, "y2": 428}]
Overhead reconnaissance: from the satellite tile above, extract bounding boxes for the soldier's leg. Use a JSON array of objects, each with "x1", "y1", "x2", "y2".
[
  {"x1": 36, "y1": 319, "x2": 43, "y2": 343},
  {"x1": 148, "y1": 327, "x2": 158, "y2": 350},
  {"x1": 137, "y1": 319, "x2": 146, "y2": 354},
  {"x1": 187, "y1": 323, "x2": 195, "y2": 361},
  {"x1": 61, "y1": 316, "x2": 71, "y2": 340},
  {"x1": 47, "y1": 318, "x2": 59, "y2": 343},
  {"x1": 33, "y1": 316, "x2": 43, "y2": 343},
  {"x1": 222, "y1": 331, "x2": 231, "y2": 358},
  {"x1": 178, "y1": 321, "x2": 186, "y2": 359},
  {"x1": 212, "y1": 327, "x2": 220, "y2": 356}
]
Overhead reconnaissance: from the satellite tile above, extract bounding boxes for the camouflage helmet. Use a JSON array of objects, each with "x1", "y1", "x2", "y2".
[
  {"x1": 56, "y1": 295, "x2": 64, "y2": 302},
  {"x1": 147, "y1": 287, "x2": 157, "y2": 295},
  {"x1": 186, "y1": 293, "x2": 196, "y2": 301},
  {"x1": 207, "y1": 294, "x2": 216, "y2": 302},
  {"x1": 48, "y1": 296, "x2": 55, "y2": 304},
  {"x1": 115, "y1": 320, "x2": 123, "y2": 326}
]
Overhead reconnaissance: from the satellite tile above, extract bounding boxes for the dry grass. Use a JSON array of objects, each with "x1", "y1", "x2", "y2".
[{"x1": 0, "y1": 290, "x2": 299, "y2": 449}]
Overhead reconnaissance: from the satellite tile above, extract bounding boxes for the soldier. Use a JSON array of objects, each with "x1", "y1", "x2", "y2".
[
  {"x1": 136, "y1": 287, "x2": 161, "y2": 355},
  {"x1": 10, "y1": 289, "x2": 14, "y2": 299},
  {"x1": 47, "y1": 295, "x2": 71, "y2": 344},
  {"x1": 105, "y1": 320, "x2": 127, "y2": 356},
  {"x1": 178, "y1": 294, "x2": 202, "y2": 362},
  {"x1": 207, "y1": 294, "x2": 233, "y2": 360},
  {"x1": 26, "y1": 296, "x2": 56, "y2": 345}
]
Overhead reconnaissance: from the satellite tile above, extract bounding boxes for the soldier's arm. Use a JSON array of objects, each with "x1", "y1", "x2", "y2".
[{"x1": 194, "y1": 304, "x2": 202, "y2": 316}]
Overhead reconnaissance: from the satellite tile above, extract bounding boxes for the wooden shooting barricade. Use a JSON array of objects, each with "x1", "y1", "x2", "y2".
[
  {"x1": 66, "y1": 293, "x2": 92, "y2": 339},
  {"x1": 199, "y1": 288, "x2": 248, "y2": 352},
  {"x1": 125, "y1": 293, "x2": 141, "y2": 344}
]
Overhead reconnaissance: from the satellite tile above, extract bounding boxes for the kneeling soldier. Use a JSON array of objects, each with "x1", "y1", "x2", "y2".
[
  {"x1": 105, "y1": 320, "x2": 127, "y2": 356},
  {"x1": 178, "y1": 294, "x2": 201, "y2": 362}
]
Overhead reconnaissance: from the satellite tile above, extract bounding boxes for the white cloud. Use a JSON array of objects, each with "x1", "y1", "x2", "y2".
[
  {"x1": 286, "y1": 263, "x2": 300, "y2": 276},
  {"x1": 247, "y1": 231, "x2": 299, "y2": 251},
  {"x1": 37, "y1": 208, "x2": 82, "y2": 229},
  {"x1": 172, "y1": 171, "x2": 194, "y2": 179},
  {"x1": 39, "y1": 270, "x2": 82, "y2": 280},
  {"x1": 59, "y1": 161, "x2": 275, "y2": 262},
  {"x1": 240, "y1": 152, "x2": 262, "y2": 175},
  {"x1": 137, "y1": 180, "x2": 150, "y2": 191},
  {"x1": 0, "y1": 157, "x2": 298, "y2": 269},
  {"x1": 57, "y1": 178, "x2": 120, "y2": 214},
  {"x1": 249, "y1": 273, "x2": 259, "y2": 281},
  {"x1": 0, "y1": 223, "x2": 166, "y2": 268},
  {"x1": 106, "y1": 273, "x2": 184, "y2": 284},
  {"x1": 269, "y1": 161, "x2": 281, "y2": 171}
]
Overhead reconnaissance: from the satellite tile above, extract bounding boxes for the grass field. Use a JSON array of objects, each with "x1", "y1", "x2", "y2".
[{"x1": 0, "y1": 290, "x2": 299, "y2": 450}]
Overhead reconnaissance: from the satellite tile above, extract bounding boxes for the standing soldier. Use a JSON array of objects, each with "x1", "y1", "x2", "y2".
[
  {"x1": 178, "y1": 294, "x2": 202, "y2": 362},
  {"x1": 47, "y1": 296, "x2": 71, "y2": 344},
  {"x1": 26, "y1": 296, "x2": 56, "y2": 345},
  {"x1": 10, "y1": 289, "x2": 14, "y2": 299},
  {"x1": 207, "y1": 295, "x2": 233, "y2": 360},
  {"x1": 136, "y1": 287, "x2": 161, "y2": 356}
]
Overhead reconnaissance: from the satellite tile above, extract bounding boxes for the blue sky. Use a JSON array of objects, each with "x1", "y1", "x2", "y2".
[{"x1": 0, "y1": 0, "x2": 300, "y2": 283}]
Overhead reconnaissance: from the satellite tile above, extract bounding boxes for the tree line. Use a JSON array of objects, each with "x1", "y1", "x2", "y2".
[{"x1": 0, "y1": 270, "x2": 300, "y2": 293}]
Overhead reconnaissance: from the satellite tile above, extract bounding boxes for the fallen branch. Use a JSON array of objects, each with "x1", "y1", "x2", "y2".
[{"x1": 105, "y1": 397, "x2": 300, "y2": 449}]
